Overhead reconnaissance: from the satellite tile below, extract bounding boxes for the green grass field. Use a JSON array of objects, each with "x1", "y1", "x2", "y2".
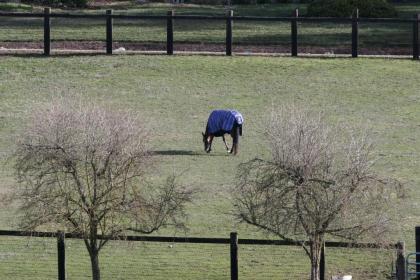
[
  {"x1": 0, "y1": 2, "x2": 419, "y2": 53},
  {"x1": 1, "y1": 54, "x2": 420, "y2": 279}
]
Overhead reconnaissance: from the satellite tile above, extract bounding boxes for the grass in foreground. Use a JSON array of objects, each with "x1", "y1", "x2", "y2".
[{"x1": 0, "y1": 55, "x2": 419, "y2": 279}]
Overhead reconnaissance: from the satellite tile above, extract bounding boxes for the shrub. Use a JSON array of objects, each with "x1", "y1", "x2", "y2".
[
  {"x1": 231, "y1": 0, "x2": 312, "y2": 3},
  {"x1": 184, "y1": 0, "x2": 226, "y2": 4},
  {"x1": 0, "y1": 2, "x2": 33, "y2": 12},
  {"x1": 144, "y1": 0, "x2": 312, "y2": 4},
  {"x1": 22, "y1": 0, "x2": 89, "y2": 8},
  {"x1": 307, "y1": 0, "x2": 398, "y2": 18}
]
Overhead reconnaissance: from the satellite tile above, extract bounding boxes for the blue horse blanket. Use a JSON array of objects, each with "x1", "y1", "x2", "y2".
[{"x1": 206, "y1": 110, "x2": 244, "y2": 135}]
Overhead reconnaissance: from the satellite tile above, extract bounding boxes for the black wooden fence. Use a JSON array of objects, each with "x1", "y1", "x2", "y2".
[
  {"x1": 0, "y1": 8, "x2": 419, "y2": 59},
  {"x1": 0, "y1": 229, "x2": 404, "y2": 280}
]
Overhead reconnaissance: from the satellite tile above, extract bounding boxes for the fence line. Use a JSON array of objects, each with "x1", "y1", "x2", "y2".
[
  {"x1": 0, "y1": 229, "x2": 404, "y2": 280},
  {"x1": 0, "y1": 9, "x2": 419, "y2": 58},
  {"x1": 0, "y1": 12, "x2": 418, "y2": 23},
  {"x1": 0, "y1": 229, "x2": 400, "y2": 248}
]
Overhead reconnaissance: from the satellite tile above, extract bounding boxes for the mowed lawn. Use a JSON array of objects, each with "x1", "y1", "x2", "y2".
[{"x1": 0, "y1": 55, "x2": 420, "y2": 279}]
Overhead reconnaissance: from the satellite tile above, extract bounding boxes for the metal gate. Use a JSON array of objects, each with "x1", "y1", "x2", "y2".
[{"x1": 406, "y1": 252, "x2": 420, "y2": 279}]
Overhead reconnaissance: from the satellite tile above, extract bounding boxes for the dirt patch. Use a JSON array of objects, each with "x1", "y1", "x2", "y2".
[{"x1": 0, "y1": 41, "x2": 413, "y2": 56}]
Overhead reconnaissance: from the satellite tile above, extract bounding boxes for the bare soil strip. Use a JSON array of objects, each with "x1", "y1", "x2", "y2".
[{"x1": 0, "y1": 41, "x2": 413, "y2": 56}]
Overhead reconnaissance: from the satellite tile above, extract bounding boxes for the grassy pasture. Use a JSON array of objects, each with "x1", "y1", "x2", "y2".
[
  {"x1": 0, "y1": 54, "x2": 420, "y2": 279},
  {"x1": 0, "y1": 3, "x2": 419, "y2": 53}
]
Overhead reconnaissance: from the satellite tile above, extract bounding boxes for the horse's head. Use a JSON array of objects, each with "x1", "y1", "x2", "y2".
[{"x1": 202, "y1": 132, "x2": 211, "y2": 153}]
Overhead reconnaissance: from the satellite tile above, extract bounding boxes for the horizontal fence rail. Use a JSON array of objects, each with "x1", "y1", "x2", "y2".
[
  {"x1": 0, "y1": 229, "x2": 399, "y2": 248},
  {"x1": 0, "y1": 9, "x2": 419, "y2": 58},
  {"x1": 0, "y1": 229, "x2": 404, "y2": 280},
  {"x1": 0, "y1": 12, "x2": 419, "y2": 23}
]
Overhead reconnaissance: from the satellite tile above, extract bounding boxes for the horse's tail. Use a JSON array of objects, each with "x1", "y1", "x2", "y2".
[{"x1": 231, "y1": 123, "x2": 241, "y2": 155}]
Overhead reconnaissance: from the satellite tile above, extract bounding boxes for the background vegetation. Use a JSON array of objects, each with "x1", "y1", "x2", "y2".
[
  {"x1": 307, "y1": 0, "x2": 398, "y2": 18},
  {"x1": 22, "y1": 0, "x2": 88, "y2": 8}
]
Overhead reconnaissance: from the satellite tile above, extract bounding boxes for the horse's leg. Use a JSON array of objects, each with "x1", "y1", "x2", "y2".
[
  {"x1": 233, "y1": 138, "x2": 238, "y2": 155},
  {"x1": 230, "y1": 126, "x2": 240, "y2": 155},
  {"x1": 229, "y1": 138, "x2": 236, "y2": 154},
  {"x1": 207, "y1": 135, "x2": 214, "y2": 153},
  {"x1": 222, "y1": 135, "x2": 230, "y2": 151}
]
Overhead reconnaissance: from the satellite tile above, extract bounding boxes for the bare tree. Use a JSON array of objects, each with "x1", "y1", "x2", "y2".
[
  {"x1": 13, "y1": 98, "x2": 192, "y2": 280},
  {"x1": 232, "y1": 106, "x2": 402, "y2": 280}
]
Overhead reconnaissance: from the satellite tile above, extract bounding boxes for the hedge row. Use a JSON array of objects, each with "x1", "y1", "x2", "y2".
[
  {"x1": 20, "y1": 0, "x2": 398, "y2": 18},
  {"x1": 22, "y1": 0, "x2": 88, "y2": 8},
  {"x1": 306, "y1": 0, "x2": 398, "y2": 18}
]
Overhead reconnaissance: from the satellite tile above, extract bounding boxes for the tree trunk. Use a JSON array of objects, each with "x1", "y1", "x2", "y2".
[
  {"x1": 87, "y1": 216, "x2": 101, "y2": 280},
  {"x1": 89, "y1": 249, "x2": 101, "y2": 280},
  {"x1": 310, "y1": 235, "x2": 323, "y2": 280}
]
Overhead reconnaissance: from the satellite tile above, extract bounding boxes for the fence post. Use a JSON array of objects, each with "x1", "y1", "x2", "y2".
[
  {"x1": 320, "y1": 242, "x2": 325, "y2": 280},
  {"x1": 291, "y1": 8, "x2": 298, "y2": 57},
  {"x1": 106, "y1": 9, "x2": 113, "y2": 55},
  {"x1": 413, "y1": 14, "x2": 419, "y2": 60},
  {"x1": 57, "y1": 231, "x2": 65, "y2": 280},
  {"x1": 230, "y1": 232, "x2": 238, "y2": 280},
  {"x1": 226, "y1": 10, "x2": 233, "y2": 56},
  {"x1": 352, "y1": 8, "x2": 359, "y2": 58},
  {"x1": 396, "y1": 241, "x2": 405, "y2": 280},
  {"x1": 44, "y1": 7, "x2": 51, "y2": 56},
  {"x1": 167, "y1": 10, "x2": 174, "y2": 55},
  {"x1": 416, "y1": 227, "x2": 420, "y2": 280}
]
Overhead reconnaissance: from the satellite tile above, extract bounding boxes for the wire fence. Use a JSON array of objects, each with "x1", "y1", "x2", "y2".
[
  {"x1": 0, "y1": 15, "x2": 43, "y2": 49},
  {"x1": 0, "y1": 9, "x2": 419, "y2": 58},
  {"x1": 358, "y1": 21, "x2": 413, "y2": 55},
  {"x1": 113, "y1": 17, "x2": 167, "y2": 52},
  {"x1": 0, "y1": 236, "x2": 57, "y2": 280},
  {"x1": 0, "y1": 230, "x2": 402, "y2": 280}
]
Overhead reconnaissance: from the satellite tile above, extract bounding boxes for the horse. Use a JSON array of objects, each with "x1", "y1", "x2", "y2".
[{"x1": 202, "y1": 110, "x2": 243, "y2": 155}]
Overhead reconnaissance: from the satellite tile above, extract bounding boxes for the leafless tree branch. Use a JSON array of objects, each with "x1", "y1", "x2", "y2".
[
  {"x1": 13, "y1": 98, "x2": 193, "y2": 280},
  {"x1": 232, "y1": 106, "x2": 403, "y2": 280}
]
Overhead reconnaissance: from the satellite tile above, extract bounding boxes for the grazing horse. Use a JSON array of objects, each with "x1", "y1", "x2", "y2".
[{"x1": 202, "y1": 110, "x2": 243, "y2": 155}]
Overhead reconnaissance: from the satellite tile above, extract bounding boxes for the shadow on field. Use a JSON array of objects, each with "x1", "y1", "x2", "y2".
[
  {"x1": 0, "y1": 52, "x2": 108, "y2": 58},
  {"x1": 153, "y1": 150, "x2": 230, "y2": 156},
  {"x1": 153, "y1": 150, "x2": 201, "y2": 156}
]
